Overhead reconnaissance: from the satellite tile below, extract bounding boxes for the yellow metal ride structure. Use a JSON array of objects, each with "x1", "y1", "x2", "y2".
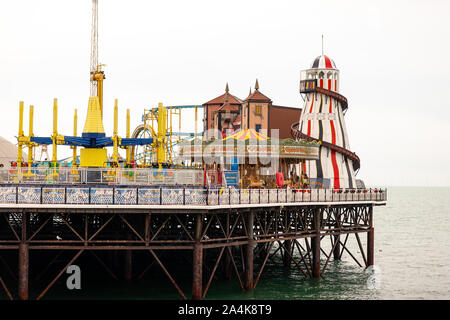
[
  {"x1": 14, "y1": 0, "x2": 200, "y2": 181},
  {"x1": 131, "y1": 104, "x2": 202, "y2": 169},
  {"x1": 13, "y1": 0, "x2": 154, "y2": 178}
]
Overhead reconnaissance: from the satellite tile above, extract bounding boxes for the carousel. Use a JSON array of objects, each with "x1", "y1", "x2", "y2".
[{"x1": 179, "y1": 129, "x2": 320, "y2": 189}]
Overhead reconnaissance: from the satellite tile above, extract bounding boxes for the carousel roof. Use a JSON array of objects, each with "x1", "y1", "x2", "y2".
[
  {"x1": 223, "y1": 129, "x2": 269, "y2": 141},
  {"x1": 178, "y1": 130, "x2": 321, "y2": 161}
]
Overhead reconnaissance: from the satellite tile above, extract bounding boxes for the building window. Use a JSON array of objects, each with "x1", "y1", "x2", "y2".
[
  {"x1": 255, "y1": 105, "x2": 262, "y2": 115},
  {"x1": 255, "y1": 124, "x2": 261, "y2": 132}
]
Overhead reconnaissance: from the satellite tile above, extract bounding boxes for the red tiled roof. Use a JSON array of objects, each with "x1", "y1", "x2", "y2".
[
  {"x1": 203, "y1": 93, "x2": 243, "y2": 105},
  {"x1": 245, "y1": 90, "x2": 271, "y2": 102}
]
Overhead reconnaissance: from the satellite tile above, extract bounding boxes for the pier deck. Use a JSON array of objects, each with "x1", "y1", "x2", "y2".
[{"x1": 0, "y1": 186, "x2": 386, "y2": 300}]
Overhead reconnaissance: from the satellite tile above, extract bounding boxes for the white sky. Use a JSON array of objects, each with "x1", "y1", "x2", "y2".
[{"x1": 1, "y1": 0, "x2": 449, "y2": 186}]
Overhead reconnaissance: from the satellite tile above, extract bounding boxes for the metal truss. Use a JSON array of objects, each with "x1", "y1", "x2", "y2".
[{"x1": 0, "y1": 203, "x2": 376, "y2": 300}]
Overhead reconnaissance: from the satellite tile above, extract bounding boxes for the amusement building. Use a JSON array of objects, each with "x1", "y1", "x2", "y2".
[{"x1": 0, "y1": 0, "x2": 386, "y2": 301}]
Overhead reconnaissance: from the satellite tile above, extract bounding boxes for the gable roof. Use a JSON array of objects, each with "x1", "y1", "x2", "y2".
[
  {"x1": 245, "y1": 90, "x2": 272, "y2": 102},
  {"x1": 203, "y1": 92, "x2": 243, "y2": 105}
]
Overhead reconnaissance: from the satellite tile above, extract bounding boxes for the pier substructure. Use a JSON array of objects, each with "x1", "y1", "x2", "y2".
[{"x1": 0, "y1": 198, "x2": 383, "y2": 300}]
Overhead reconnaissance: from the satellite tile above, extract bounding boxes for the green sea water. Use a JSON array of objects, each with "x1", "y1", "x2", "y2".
[{"x1": 19, "y1": 187, "x2": 450, "y2": 300}]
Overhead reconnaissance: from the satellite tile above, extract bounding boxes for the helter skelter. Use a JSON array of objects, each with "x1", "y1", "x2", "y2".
[{"x1": 292, "y1": 53, "x2": 361, "y2": 189}]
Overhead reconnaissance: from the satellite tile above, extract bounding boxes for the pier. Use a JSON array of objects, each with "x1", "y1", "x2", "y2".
[{"x1": 0, "y1": 171, "x2": 386, "y2": 300}]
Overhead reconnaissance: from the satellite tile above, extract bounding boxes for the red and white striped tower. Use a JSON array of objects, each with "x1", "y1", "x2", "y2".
[{"x1": 295, "y1": 55, "x2": 358, "y2": 189}]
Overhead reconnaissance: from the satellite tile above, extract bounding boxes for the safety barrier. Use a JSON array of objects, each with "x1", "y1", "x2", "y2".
[
  {"x1": 0, "y1": 168, "x2": 204, "y2": 186},
  {"x1": 0, "y1": 186, "x2": 387, "y2": 206}
]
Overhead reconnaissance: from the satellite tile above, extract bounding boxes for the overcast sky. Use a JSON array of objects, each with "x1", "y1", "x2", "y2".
[{"x1": 0, "y1": 0, "x2": 449, "y2": 186}]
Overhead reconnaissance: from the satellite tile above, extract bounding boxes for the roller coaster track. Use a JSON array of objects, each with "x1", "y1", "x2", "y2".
[{"x1": 291, "y1": 87, "x2": 359, "y2": 171}]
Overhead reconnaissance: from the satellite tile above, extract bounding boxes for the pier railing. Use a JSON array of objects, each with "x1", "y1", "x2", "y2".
[
  {"x1": 0, "y1": 167, "x2": 205, "y2": 186},
  {"x1": 0, "y1": 186, "x2": 387, "y2": 206}
]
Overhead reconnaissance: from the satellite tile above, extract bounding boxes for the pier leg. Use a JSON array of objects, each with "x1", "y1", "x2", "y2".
[
  {"x1": 283, "y1": 240, "x2": 292, "y2": 267},
  {"x1": 367, "y1": 228, "x2": 374, "y2": 266},
  {"x1": 124, "y1": 234, "x2": 132, "y2": 281},
  {"x1": 311, "y1": 208, "x2": 321, "y2": 278},
  {"x1": 112, "y1": 250, "x2": 120, "y2": 274},
  {"x1": 223, "y1": 211, "x2": 231, "y2": 280},
  {"x1": 333, "y1": 235, "x2": 341, "y2": 260},
  {"x1": 367, "y1": 205, "x2": 374, "y2": 266},
  {"x1": 18, "y1": 243, "x2": 29, "y2": 300},
  {"x1": 333, "y1": 208, "x2": 341, "y2": 260},
  {"x1": 124, "y1": 249, "x2": 132, "y2": 281},
  {"x1": 18, "y1": 213, "x2": 28, "y2": 300},
  {"x1": 223, "y1": 250, "x2": 232, "y2": 280},
  {"x1": 192, "y1": 214, "x2": 203, "y2": 300},
  {"x1": 244, "y1": 211, "x2": 254, "y2": 291}
]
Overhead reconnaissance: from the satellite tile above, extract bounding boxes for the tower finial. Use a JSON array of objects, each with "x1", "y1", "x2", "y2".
[
  {"x1": 321, "y1": 34, "x2": 324, "y2": 56},
  {"x1": 255, "y1": 79, "x2": 259, "y2": 91},
  {"x1": 249, "y1": 86, "x2": 252, "y2": 96},
  {"x1": 224, "y1": 83, "x2": 229, "y2": 104}
]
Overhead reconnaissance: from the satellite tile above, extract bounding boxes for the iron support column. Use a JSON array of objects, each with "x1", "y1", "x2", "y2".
[
  {"x1": 192, "y1": 214, "x2": 203, "y2": 300},
  {"x1": 245, "y1": 210, "x2": 254, "y2": 290},
  {"x1": 333, "y1": 209, "x2": 341, "y2": 260},
  {"x1": 333, "y1": 235, "x2": 341, "y2": 260},
  {"x1": 312, "y1": 208, "x2": 321, "y2": 278},
  {"x1": 223, "y1": 250, "x2": 232, "y2": 280},
  {"x1": 124, "y1": 233, "x2": 132, "y2": 281},
  {"x1": 283, "y1": 240, "x2": 292, "y2": 267},
  {"x1": 223, "y1": 210, "x2": 231, "y2": 280},
  {"x1": 124, "y1": 250, "x2": 132, "y2": 280},
  {"x1": 18, "y1": 212, "x2": 29, "y2": 300},
  {"x1": 367, "y1": 205, "x2": 374, "y2": 266}
]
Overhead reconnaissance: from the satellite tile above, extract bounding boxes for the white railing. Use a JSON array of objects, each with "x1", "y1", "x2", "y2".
[{"x1": 0, "y1": 186, "x2": 387, "y2": 206}]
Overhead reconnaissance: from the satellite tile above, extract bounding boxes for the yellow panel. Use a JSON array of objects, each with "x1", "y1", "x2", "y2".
[
  {"x1": 80, "y1": 148, "x2": 107, "y2": 167},
  {"x1": 83, "y1": 97, "x2": 105, "y2": 134}
]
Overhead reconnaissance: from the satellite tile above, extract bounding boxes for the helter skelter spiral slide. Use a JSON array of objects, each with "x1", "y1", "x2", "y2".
[{"x1": 291, "y1": 54, "x2": 361, "y2": 189}]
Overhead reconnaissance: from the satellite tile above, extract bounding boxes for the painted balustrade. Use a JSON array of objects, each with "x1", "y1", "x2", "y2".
[{"x1": 0, "y1": 185, "x2": 387, "y2": 206}]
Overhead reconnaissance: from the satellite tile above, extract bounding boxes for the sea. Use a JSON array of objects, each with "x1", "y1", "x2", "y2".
[{"x1": 27, "y1": 187, "x2": 450, "y2": 300}]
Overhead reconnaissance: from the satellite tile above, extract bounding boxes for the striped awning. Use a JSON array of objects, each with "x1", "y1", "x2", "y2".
[{"x1": 223, "y1": 129, "x2": 269, "y2": 141}]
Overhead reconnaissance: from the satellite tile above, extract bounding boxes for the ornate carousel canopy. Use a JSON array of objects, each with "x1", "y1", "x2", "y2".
[{"x1": 178, "y1": 129, "x2": 320, "y2": 160}]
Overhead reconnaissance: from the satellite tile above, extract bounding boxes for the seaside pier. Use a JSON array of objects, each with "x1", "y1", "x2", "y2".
[
  {"x1": 0, "y1": 1, "x2": 388, "y2": 301},
  {"x1": 0, "y1": 50, "x2": 388, "y2": 300},
  {"x1": 0, "y1": 170, "x2": 386, "y2": 300}
]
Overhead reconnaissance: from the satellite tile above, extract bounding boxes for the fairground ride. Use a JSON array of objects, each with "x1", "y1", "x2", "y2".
[
  {"x1": 14, "y1": 0, "x2": 200, "y2": 173},
  {"x1": 131, "y1": 104, "x2": 203, "y2": 168}
]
